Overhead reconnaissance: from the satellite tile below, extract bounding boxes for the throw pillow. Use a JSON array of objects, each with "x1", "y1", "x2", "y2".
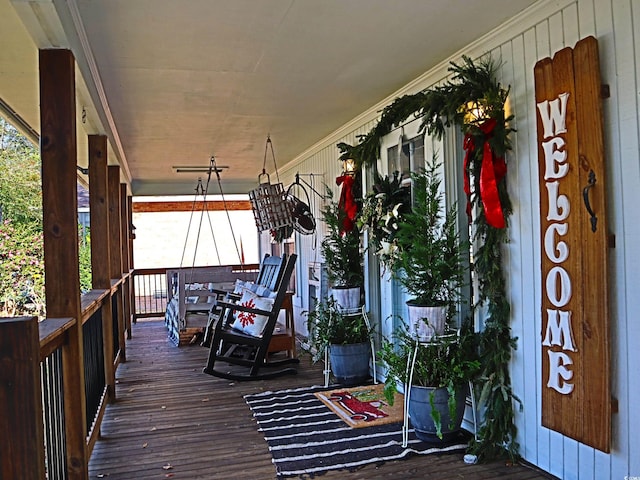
[{"x1": 231, "y1": 289, "x2": 275, "y2": 337}]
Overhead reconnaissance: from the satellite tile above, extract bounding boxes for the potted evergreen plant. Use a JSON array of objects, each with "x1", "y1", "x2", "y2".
[
  {"x1": 377, "y1": 323, "x2": 480, "y2": 442},
  {"x1": 391, "y1": 158, "x2": 467, "y2": 341},
  {"x1": 321, "y1": 187, "x2": 364, "y2": 312},
  {"x1": 304, "y1": 297, "x2": 373, "y2": 386}
]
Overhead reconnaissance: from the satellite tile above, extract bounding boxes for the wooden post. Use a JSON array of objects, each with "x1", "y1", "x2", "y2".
[
  {"x1": 120, "y1": 184, "x2": 132, "y2": 339},
  {"x1": 0, "y1": 317, "x2": 46, "y2": 480},
  {"x1": 128, "y1": 196, "x2": 134, "y2": 267},
  {"x1": 39, "y1": 48, "x2": 89, "y2": 478},
  {"x1": 128, "y1": 196, "x2": 136, "y2": 324},
  {"x1": 108, "y1": 166, "x2": 126, "y2": 362},
  {"x1": 88, "y1": 134, "x2": 115, "y2": 400}
]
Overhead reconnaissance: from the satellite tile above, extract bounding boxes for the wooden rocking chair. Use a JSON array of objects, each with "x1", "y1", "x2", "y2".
[
  {"x1": 201, "y1": 253, "x2": 284, "y2": 347},
  {"x1": 203, "y1": 254, "x2": 298, "y2": 380}
]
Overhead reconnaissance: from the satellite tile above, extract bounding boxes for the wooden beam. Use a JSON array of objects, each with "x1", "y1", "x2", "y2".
[
  {"x1": 107, "y1": 167, "x2": 126, "y2": 361},
  {"x1": 88, "y1": 135, "x2": 111, "y2": 289},
  {"x1": 87, "y1": 135, "x2": 116, "y2": 402},
  {"x1": 107, "y1": 166, "x2": 123, "y2": 280},
  {"x1": 132, "y1": 200, "x2": 251, "y2": 213},
  {"x1": 120, "y1": 184, "x2": 129, "y2": 274},
  {"x1": 39, "y1": 48, "x2": 89, "y2": 479},
  {"x1": 120, "y1": 184, "x2": 132, "y2": 338}
]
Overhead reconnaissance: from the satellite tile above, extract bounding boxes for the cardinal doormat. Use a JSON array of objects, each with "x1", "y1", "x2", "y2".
[
  {"x1": 314, "y1": 383, "x2": 404, "y2": 428},
  {"x1": 244, "y1": 385, "x2": 468, "y2": 478}
]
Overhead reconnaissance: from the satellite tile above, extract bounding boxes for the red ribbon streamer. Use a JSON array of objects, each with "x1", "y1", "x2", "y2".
[
  {"x1": 336, "y1": 174, "x2": 357, "y2": 234},
  {"x1": 462, "y1": 119, "x2": 507, "y2": 229}
]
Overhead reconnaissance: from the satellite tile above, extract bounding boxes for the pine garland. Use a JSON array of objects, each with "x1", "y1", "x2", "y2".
[{"x1": 338, "y1": 55, "x2": 520, "y2": 461}]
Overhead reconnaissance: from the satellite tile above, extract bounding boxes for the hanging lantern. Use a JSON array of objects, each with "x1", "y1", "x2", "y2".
[{"x1": 248, "y1": 136, "x2": 294, "y2": 232}]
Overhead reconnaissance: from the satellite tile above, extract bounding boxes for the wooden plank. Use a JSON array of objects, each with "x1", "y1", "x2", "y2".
[
  {"x1": 38, "y1": 317, "x2": 76, "y2": 361},
  {"x1": 133, "y1": 200, "x2": 251, "y2": 213},
  {"x1": 88, "y1": 320, "x2": 556, "y2": 480},
  {"x1": 80, "y1": 288, "x2": 110, "y2": 321},
  {"x1": 39, "y1": 48, "x2": 89, "y2": 479},
  {"x1": 572, "y1": 35, "x2": 610, "y2": 453}
]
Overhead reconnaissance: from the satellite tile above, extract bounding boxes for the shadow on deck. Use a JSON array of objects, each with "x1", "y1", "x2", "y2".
[{"x1": 89, "y1": 319, "x2": 556, "y2": 479}]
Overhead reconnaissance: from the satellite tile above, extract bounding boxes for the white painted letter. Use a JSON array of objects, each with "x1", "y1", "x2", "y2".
[
  {"x1": 542, "y1": 309, "x2": 576, "y2": 351},
  {"x1": 547, "y1": 350, "x2": 574, "y2": 394},
  {"x1": 544, "y1": 223, "x2": 569, "y2": 263},
  {"x1": 545, "y1": 181, "x2": 570, "y2": 221},
  {"x1": 545, "y1": 266, "x2": 572, "y2": 307},
  {"x1": 543, "y1": 137, "x2": 568, "y2": 180},
  {"x1": 537, "y1": 92, "x2": 570, "y2": 138}
]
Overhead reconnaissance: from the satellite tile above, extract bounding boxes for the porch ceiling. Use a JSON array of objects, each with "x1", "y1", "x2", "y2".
[{"x1": 1, "y1": 0, "x2": 537, "y2": 196}]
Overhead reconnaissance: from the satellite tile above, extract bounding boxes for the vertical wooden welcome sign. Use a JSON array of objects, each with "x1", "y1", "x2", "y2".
[{"x1": 534, "y1": 36, "x2": 610, "y2": 452}]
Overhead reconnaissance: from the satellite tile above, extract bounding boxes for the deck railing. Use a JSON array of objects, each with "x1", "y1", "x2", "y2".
[
  {"x1": 0, "y1": 264, "x2": 265, "y2": 479},
  {"x1": 132, "y1": 267, "x2": 169, "y2": 319},
  {"x1": 0, "y1": 276, "x2": 130, "y2": 480}
]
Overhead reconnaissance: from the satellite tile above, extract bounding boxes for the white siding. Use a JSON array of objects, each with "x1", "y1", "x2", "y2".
[{"x1": 278, "y1": 0, "x2": 639, "y2": 477}]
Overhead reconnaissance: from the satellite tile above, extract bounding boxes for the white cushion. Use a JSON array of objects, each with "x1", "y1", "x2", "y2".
[
  {"x1": 233, "y1": 279, "x2": 247, "y2": 294},
  {"x1": 231, "y1": 289, "x2": 275, "y2": 337}
]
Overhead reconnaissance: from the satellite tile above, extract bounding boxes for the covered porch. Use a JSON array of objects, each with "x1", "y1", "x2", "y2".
[{"x1": 3, "y1": 0, "x2": 640, "y2": 478}]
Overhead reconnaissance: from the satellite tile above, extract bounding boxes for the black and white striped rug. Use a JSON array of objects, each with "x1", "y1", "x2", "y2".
[{"x1": 244, "y1": 385, "x2": 469, "y2": 478}]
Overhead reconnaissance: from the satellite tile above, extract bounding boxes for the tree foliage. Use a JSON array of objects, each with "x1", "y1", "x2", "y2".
[
  {"x1": 0, "y1": 117, "x2": 92, "y2": 316},
  {"x1": 0, "y1": 118, "x2": 42, "y2": 226}
]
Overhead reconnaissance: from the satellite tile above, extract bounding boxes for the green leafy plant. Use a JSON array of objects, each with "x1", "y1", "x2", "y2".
[
  {"x1": 304, "y1": 297, "x2": 372, "y2": 363},
  {"x1": 392, "y1": 158, "x2": 466, "y2": 308},
  {"x1": 320, "y1": 187, "x2": 363, "y2": 288},
  {"x1": 378, "y1": 323, "x2": 480, "y2": 438},
  {"x1": 0, "y1": 219, "x2": 45, "y2": 317}
]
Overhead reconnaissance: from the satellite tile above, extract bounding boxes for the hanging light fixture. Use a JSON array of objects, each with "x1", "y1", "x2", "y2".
[
  {"x1": 342, "y1": 158, "x2": 356, "y2": 176},
  {"x1": 248, "y1": 136, "x2": 294, "y2": 233}
]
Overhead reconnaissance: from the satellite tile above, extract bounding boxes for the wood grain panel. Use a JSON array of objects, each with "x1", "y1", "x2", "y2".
[
  {"x1": 535, "y1": 35, "x2": 610, "y2": 452},
  {"x1": 133, "y1": 200, "x2": 251, "y2": 212},
  {"x1": 572, "y1": 35, "x2": 610, "y2": 453},
  {"x1": 88, "y1": 135, "x2": 111, "y2": 289}
]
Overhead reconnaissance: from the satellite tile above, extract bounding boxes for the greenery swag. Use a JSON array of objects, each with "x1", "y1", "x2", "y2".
[{"x1": 338, "y1": 56, "x2": 519, "y2": 460}]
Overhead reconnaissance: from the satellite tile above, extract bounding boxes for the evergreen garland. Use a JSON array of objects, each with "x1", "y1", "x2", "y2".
[{"x1": 338, "y1": 56, "x2": 520, "y2": 461}]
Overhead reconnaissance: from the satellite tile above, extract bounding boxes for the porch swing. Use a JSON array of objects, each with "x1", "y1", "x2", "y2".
[{"x1": 164, "y1": 156, "x2": 260, "y2": 346}]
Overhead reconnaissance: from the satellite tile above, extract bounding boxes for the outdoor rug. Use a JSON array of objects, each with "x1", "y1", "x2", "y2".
[
  {"x1": 244, "y1": 385, "x2": 469, "y2": 478},
  {"x1": 313, "y1": 383, "x2": 404, "y2": 428}
]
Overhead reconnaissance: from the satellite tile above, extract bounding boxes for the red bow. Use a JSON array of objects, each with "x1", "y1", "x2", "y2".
[
  {"x1": 462, "y1": 119, "x2": 507, "y2": 229},
  {"x1": 336, "y1": 175, "x2": 357, "y2": 234}
]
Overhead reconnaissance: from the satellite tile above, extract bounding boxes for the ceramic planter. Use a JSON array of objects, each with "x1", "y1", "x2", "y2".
[
  {"x1": 408, "y1": 384, "x2": 466, "y2": 442},
  {"x1": 329, "y1": 341, "x2": 370, "y2": 386},
  {"x1": 330, "y1": 286, "x2": 361, "y2": 314},
  {"x1": 406, "y1": 303, "x2": 447, "y2": 342}
]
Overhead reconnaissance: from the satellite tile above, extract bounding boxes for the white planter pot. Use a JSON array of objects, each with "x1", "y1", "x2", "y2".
[
  {"x1": 330, "y1": 286, "x2": 361, "y2": 314},
  {"x1": 406, "y1": 304, "x2": 447, "y2": 342}
]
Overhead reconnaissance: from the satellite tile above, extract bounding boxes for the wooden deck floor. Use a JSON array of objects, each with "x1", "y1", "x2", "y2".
[{"x1": 89, "y1": 319, "x2": 556, "y2": 480}]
